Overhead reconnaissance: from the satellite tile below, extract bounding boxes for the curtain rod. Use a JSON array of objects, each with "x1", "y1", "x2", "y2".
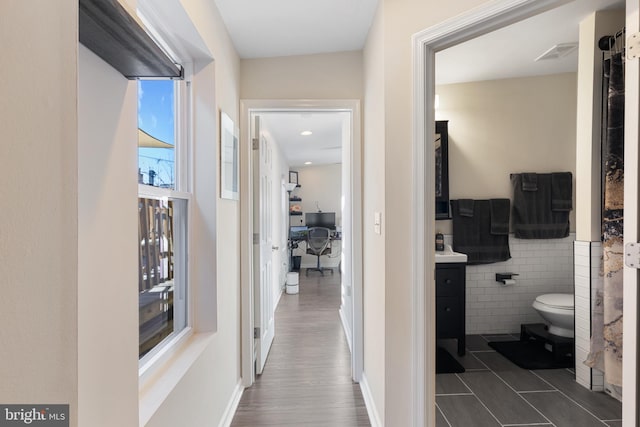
[{"x1": 599, "y1": 28, "x2": 626, "y2": 52}]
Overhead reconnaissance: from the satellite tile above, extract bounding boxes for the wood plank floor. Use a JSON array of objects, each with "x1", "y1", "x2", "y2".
[{"x1": 231, "y1": 269, "x2": 371, "y2": 426}]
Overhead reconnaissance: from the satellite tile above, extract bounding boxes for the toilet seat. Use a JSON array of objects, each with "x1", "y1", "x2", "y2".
[{"x1": 534, "y1": 293, "x2": 573, "y2": 310}]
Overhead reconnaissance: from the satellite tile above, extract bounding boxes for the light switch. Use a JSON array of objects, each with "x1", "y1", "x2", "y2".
[{"x1": 374, "y1": 211, "x2": 382, "y2": 235}]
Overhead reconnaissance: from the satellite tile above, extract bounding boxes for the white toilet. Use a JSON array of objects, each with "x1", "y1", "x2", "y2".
[{"x1": 532, "y1": 293, "x2": 574, "y2": 338}]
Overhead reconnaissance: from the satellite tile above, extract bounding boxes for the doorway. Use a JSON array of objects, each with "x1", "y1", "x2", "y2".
[
  {"x1": 412, "y1": 0, "x2": 639, "y2": 425},
  {"x1": 239, "y1": 99, "x2": 363, "y2": 387}
]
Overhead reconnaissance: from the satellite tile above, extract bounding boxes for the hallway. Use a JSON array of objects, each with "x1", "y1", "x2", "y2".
[{"x1": 231, "y1": 270, "x2": 370, "y2": 426}]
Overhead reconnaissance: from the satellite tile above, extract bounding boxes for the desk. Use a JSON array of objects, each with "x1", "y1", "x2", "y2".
[{"x1": 288, "y1": 231, "x2": 341, "y2": 272}]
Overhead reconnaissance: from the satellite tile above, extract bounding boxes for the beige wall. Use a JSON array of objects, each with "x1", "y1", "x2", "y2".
[
  {"x1": 0, "y1": 2, "x2": 79, "y2": 425},
  {"x1": 363, "y1": 0, "x2": 496, "y2": 425},
  {"x1": 78, "y1": 45, "x2": 140, "y2": 426},
  {"x1": 240, "y1": 51, "x2": 363, "y2": 99},
  {"x1": 146, "y1": 0, "x2": 242, "y2": 425},
  {"x1": 362, "y1": 2, "x2": 386, "y2": 422},
  {"x1": 2, "y1": 1, "x2": 242, "y2": 426},
  {"x1": 435, "y1": 73, "x2": 578, "y2": 235},
  {"x1": 292, "y1": 164, "x2": 342, "y2": 268}
]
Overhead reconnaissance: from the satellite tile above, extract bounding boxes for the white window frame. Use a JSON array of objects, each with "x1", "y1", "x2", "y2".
[{"x1": 138, "y1": 76, "x2": 193, "y2": 376}]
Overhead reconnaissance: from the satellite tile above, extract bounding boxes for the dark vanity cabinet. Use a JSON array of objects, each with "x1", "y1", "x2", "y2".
[{"x1": 436, "y1": 262, "x2": 466, "y2": 355}]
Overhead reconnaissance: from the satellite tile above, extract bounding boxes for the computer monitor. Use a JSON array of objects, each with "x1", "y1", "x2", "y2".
[{"x1": 305, "y1": 212, "x2": 336, "y2": 230}]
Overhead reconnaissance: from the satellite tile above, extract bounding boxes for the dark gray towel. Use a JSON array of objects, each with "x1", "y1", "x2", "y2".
[
  {"x1": 458, "y1": 199, "x2": 474, "y2": 217},
  {"x1": 551, "y1": 172, "x2": 573, "y2": 211},
  {"x1": 511, "y1": 173, "x2": 570, "y2": 239},
  {"x1": 490, "y1": 199, "x2": 510, "y2": 235},
  {"x1": 451, "y1": 199, "x2": 511, "y2": 265},
  {"x1": 522, "y1": 173, "x2": 538, "y2": 191}
]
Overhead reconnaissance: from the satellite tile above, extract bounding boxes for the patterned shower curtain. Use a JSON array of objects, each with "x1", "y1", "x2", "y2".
[{"x1": 585, "y1": 52, "x2": 624, "y2": 387}]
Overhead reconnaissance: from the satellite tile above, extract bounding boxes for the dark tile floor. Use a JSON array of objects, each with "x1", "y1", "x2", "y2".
[{"x1": 436, "y1": 334, "x2": 622, "y2": 427}]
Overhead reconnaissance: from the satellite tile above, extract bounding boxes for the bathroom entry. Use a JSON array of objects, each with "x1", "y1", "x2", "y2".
[{"x1": 420, "y1": 1, "x2": 632, "y2": 426}]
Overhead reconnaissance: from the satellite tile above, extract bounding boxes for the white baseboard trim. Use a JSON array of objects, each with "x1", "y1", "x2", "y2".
[
  {"x1": 218, "y1": 380, "x2": 244, "y2": 427},
  {"x1": 359, "y1": 373, "x2": 382, "y2": 427},
  {"x1": 275, "y1": 282, "x2": 285, "y2": 308},
  {"x1": 338, "y1": 307, "x2": 353, "y2": 353}
]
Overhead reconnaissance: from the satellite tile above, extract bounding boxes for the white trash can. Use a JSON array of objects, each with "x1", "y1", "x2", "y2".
[{"x1": 286, "y1": 272, "x2": 299, "y2": 294}]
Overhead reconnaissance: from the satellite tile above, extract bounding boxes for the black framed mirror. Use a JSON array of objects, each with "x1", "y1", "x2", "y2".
[{"x1": 435, "y1": 120, "x2": 450, "y2": 219}]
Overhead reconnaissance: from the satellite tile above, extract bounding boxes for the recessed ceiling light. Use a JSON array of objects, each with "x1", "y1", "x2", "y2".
[
  {"x1": 305, "y1": 161, "x2": 312, "y2": 165},
  {"x1": 300, "y1": 130, "x2": 312, "y2": 136}
]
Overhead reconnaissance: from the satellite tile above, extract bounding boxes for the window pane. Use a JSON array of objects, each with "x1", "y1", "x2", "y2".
[
  {"x1": 138, "y1": 197, "x2": 187, "y2": 358},
  {"x1": 138, "y1": 80, "x2": 175, "y2": 189}
]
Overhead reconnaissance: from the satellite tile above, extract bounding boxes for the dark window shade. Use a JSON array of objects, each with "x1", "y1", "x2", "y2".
[{"x1": 79, "y1": 0, "x2": 183, "y2": 79}]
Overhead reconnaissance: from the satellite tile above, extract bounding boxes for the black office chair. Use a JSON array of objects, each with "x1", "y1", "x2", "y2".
[{"x1": 305, "y1": 227, "x2": 333, "y2": 276}]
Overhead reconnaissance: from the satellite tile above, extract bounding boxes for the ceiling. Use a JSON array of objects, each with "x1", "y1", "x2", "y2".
[
  {"x1": 213, "y1": 0, "x2": 379, "y2": 59},
  {"x1": 436, "y1": 0, "x2": 624, "y2": 85},
  {"x1": 260, "y1": 112, "x2": 349, "y2": 167},
  {"x1": 226, "y1": 0, "x2": 624, "y2": 166}
]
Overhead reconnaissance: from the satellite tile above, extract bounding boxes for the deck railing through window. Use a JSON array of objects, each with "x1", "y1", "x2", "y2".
[{"x1": 138, "y1": 197, "x2": 174, "y2": 358}]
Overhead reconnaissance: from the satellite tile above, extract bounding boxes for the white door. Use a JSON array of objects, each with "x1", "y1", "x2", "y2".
[
  {"x1": 623, "y1": 1, "x2": 639, "y2": 423},
  {"x1": 252, "y1": 114, "x2": 276, "y2": 375}
]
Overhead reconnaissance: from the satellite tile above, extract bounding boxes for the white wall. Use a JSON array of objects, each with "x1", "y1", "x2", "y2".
[
  {"x1": 0, "y1": 3, "x2": 79, "y2": 425},
  {"x1": 294, "y1": 164, "x2": 342, "y2": 224},
  {"x1": 145, "y1": 0, "x2": 242, "y2": 425},
  {"x1": 290, "y1": 164, "x2": 342, "y2": 268},
  {"x1": 435, "y1": 73, "x2": 578, "y2": 235},
  {"x1": 362, "y1": 3, "x2": 386, "y2": 422},
  {"x1": 440, "y1": 233, "x2": 575, "y2": 334},
  {"x1": 78, "y1": 45, "x2": 139, "y2": 427}
]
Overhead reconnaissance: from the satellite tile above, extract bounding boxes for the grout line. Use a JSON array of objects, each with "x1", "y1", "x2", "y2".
[
  {"x1": 454, "y1": 373, "x2": 505, "y2": 426},
  {"x1": 487, "y1": 370, "x2": 553, "y2": 425},
  {"x1": 469, "y1": 350, "x2": 497, "y2": 353},
  {"x1": 502, "y1": 424, "x2": 553, "y2": 426},
  {"x1": 529, "y1": 371, "x2": 610, "y2": 424},
  {"x1": 435, "y1": 402, "x2": 453, "y2": 427},
  {"x1": 502, "y1": 423, "x2": 554, "y2": 427},
  {"x1": 436, "y1": 392, "x2": 474, "y2": 397},
  {"x1": 472, "y1": 354, "x2": 492, "y2": 371}
]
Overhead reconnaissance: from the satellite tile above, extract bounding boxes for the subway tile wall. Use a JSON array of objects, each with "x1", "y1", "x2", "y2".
[
  {"x1": 574, "y1": 240, "x2": 604, "y2": 391},
  {"x1": 443, "y1": 233, "x2": 575, "y2": 335}
]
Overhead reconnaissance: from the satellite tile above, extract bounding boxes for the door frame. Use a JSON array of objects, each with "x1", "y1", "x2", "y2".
[
  {"x1": 623, "y1": 0, "x2": 640, "y2": 424},
  {"x1": 410, "y1": 1, "x2": 588, "y2": 425},
  {"x1": 240, "y1": 99, "x2": 363, "y2": 386},
  {"x1": 252, "y1": 116, "x2": 276, "y2": 375}
]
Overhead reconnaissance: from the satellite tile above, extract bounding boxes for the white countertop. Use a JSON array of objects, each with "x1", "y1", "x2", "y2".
[{"x1": 435, "y1": 244, "x2": 468, "y2": 263}]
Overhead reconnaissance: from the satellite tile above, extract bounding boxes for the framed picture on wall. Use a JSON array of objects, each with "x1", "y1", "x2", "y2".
[
  {"x1": 220, "y1": 111, "x2": 239, "y2": 200},
  {"x1": 289, "y1": 171, "x2": 299, "y2": 185}
]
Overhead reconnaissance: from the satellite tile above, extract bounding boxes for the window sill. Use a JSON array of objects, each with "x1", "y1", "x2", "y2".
[{"x1": 138, "y1": 331, "x2": 214, "y2": 426}]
